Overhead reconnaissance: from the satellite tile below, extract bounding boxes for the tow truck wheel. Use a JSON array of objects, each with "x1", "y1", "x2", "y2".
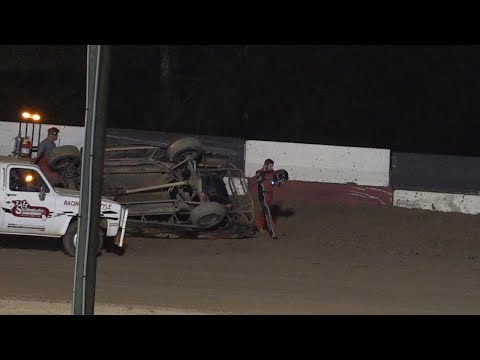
[
  {"x1": 46, "y1": 145, "x2": 81, "y2": 170},
  {"x1": 167, "y1": 137, "x2": 205, "y2": 163},
  {"x1": 190, "y1": 202, "x2": 226, "y2": 229},
  {"x1": 63, "y1": 221, "x2": 104, "y2": 257}
]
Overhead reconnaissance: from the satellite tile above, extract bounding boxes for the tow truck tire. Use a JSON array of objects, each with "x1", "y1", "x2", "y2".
[
  {"x1": 190, "y1": 202, "x2": 226, "y2": 229},
  {"x1": 63, "y1": 221, "x2": 104, "y2": 257},
  {"x1": 167, "y1": 137, "x2": 205, "y2": 163},
  {"x1": 46, "y1": 145, "x2": 81, "y2": 170}
]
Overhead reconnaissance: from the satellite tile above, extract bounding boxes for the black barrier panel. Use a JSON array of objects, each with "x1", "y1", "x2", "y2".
[
  {"x1": 391, "y1": 152, "x2": 480, "y2": 194},
  {"x1": 106, "y1": 128, "x2": 246, "y2": 171}
]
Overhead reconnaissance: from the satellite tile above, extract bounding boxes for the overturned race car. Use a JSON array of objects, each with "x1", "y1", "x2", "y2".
[{"x1": 36, "y1": 137, "x2": 256, "y2": 239}]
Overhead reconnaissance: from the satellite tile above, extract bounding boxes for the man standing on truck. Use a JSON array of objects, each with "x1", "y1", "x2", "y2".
[
  {"x1": 37, "y1": 127, "x2": 60, "y2": 159},
  {"x1": 255, "y1": 159, "x2": 286, "y2": 239}
]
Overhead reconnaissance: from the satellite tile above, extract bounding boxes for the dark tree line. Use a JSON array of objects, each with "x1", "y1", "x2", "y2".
[{"x1": 1, "y1": 45, "x2": 480, "y2": 156}]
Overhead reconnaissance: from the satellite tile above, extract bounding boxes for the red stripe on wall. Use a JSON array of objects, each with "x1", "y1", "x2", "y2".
[{"x1": 248, "y1": 180, "x2": 393, "y2": 207}]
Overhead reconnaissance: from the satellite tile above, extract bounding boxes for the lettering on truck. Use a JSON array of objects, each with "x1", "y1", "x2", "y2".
[
  {"x1": 12, "y1": 200, "x2": 50, "y2": 221},
  {"x1": 64, "y1": 200, "x2": 112, "y2": 210},
  {"x1": 64, "y1": 200, "x2": 79, "y2": 207}
]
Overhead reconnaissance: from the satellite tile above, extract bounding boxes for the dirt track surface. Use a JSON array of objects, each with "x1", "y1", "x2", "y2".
[
  {"x1": 0, "y1": 299, "x2": 209, "y2": 315},
  {"x1": 2, "y1": 200, "x2": 480, "y2": 315}
]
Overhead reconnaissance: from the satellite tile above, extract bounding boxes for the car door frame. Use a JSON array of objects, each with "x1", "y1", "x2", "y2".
[{"x1": 2, "y1": 164, "x2": 56, "y2": 236}]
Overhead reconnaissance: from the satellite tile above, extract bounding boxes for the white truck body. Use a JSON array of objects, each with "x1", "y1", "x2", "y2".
[{"x1": 0, "y1": 156, "x2": 128, "y2": 253}]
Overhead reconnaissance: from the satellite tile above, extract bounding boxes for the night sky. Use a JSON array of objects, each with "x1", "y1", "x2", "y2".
[{"x1": 1, "y1": 45, "x2": 480, "y2": 156}]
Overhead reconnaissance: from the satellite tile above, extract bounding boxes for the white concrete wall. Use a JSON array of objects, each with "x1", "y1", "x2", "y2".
[
  {"x1": 394, "y1": 190, "x2": 480, "y2": 215},
  {"x1": 0, "y1": 121, "x2": 84, "y2": 156},
  {"x1": 245, "y1": 140, "x2": 390, "y2": 187}
]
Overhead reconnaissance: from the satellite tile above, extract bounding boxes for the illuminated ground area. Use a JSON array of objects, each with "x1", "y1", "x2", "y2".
[{"x1": 1, "y1": 201, "x2": 480, "y2": 315}]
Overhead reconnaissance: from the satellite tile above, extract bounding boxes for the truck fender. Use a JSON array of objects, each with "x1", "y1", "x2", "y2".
[{"x1": 56, "y1": 216, "x2": 77, "y2": 237}]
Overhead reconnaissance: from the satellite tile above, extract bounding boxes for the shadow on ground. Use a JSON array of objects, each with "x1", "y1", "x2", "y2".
[
  {"x1": 270, "y1": 204, "x2": 296, "y2": 222},
  {"x1": 0, "y1": 236, "x2": 123, "y2": 256},
  {"x1": 0, "y1": 235, "x2": 63, "y2": 253}
]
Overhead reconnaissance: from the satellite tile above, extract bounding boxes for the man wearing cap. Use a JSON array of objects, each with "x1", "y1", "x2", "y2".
[{"x1": 37, "y1": 127, "x2": 59, "y2": 159}]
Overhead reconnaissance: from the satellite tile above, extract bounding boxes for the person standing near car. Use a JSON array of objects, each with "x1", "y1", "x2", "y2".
[
  {"x1": 37, "y1": 127, "x2": 60, "y2": 159},
  {"x1": 35, "y1": 127, "x2": 61, "y2": 186},
  {"x1": 255, "y1": 158, "x2": 281, "y2": 239}
]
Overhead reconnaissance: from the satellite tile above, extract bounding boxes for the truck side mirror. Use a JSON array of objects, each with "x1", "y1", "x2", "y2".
[{"x1": 39, "y1": 186, "x2": 46, "y2": 201}]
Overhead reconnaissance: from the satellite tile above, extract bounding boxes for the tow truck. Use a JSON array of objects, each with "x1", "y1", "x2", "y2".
[{"x1": 0, "y1": 156, "x2": 128, "y2": 256}]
